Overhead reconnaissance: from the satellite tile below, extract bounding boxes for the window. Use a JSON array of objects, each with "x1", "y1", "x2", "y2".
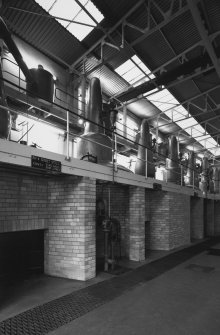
[
  {"x1": 115, "y1": 55, "x2": 154, "y2": 87},
  {"x1": 35, "y1": 0, "x2": 104, "y2": 41},
  {"x1": 147, "y1": 88, "x2": 219, "y2": 155}
]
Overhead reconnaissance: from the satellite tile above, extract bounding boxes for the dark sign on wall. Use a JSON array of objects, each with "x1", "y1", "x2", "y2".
[
  {"x1": 153, "y1": 183, "x2": 162, "y2": 191},
  {"x1": 31, "y1": 155, "x2": 61, "y2": 173}
]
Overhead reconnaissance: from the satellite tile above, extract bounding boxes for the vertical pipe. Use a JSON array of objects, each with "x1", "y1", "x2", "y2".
[
  {"x1": 193, "y1": 170, "x2": 195, "y2": 189},
  {"x1": 66, "y1": 110, "x2": 70, "y2": 160},
  {"x1": 145, "y1": 148, "x2": 148, "y2": 177},
  {"x1": 177, "y1": 132, "x2": 180, "y2": 155},
  {"x1": 104, "y1": 231, "x2": 109, "y2": 272},
  {"x1": 123, "y1": 104, "x2": 127, "y2": 138},
  {"x1": 156, "y1": 119, "x2": 159, "y2": 155},
  {"x1": 81, "y1": 74, "x2": 86, "y2": 117},
  {"x1": 114, "y1": 130, "x2": 118, "y2": 172},
  {"x1": 181, "y1": 164, "x2": 183, "y2": 186},
  {"x1": 26, "y1": 122, "x2": 28, "y2": 145},
  {"x1": 108, "y1": 186, "x2": 111, "y2": 218},
  {"x1": 0, "y1": 48, "x2": 11, "y2": 139},
  {"x1": 19, "y1": 67, "x2": 21, "y2": 91}
]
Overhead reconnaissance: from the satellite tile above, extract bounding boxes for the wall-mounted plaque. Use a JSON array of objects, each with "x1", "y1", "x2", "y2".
[{"x1": 31, "y1": 155, "x2": 61, "y2": 173}]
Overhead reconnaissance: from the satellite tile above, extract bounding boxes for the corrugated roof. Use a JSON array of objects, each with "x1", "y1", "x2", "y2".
[
  {"x1": 92, "y1": 0, "x2": 137, "y2": 22},
  {"x1": 2, "y1": 0, "x2": 220, "y2": 154},
  {"x1": 0, "y1": 0, "x2": 86, "y2": 67},
  {"x1": 202, "y1": 0, "x2": 220, "y2": 33},
  {"x1": 161, "y1": 10, "x2": 201, "y2": 54},
  {"x1": 88, "y1": 65, "x2": 128, "y2": 96},
  {"x1": 132, "y1": 30, "x2": 175, "y2": 70}
]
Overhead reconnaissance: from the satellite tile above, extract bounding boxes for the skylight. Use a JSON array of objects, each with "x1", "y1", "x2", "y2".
[
  {"x1": 147, "y1": 89, "x2": 219, "y2": 156},
  {"x1": 35, "y1": 0, "x2": 104, "y2": 41},
  {"x1": 115, "y1": 55, "x2": 155, "y2": 87}
]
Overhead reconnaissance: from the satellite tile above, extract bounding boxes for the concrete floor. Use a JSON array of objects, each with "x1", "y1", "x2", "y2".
[
  {"x1": 0, "y1": 249, "x2": 171, "y2": 322},
  {"x1": 0, "y1": 270, "x2": 114, "y2": 322},
  {"x1": 49, "y1": 243, "x2": 220, "y2": 335},
  {"x1": 1, "y1": 241, "x2": 220, "y2": 334}
]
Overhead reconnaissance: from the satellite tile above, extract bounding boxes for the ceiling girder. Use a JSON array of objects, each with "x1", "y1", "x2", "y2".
[
  {"x1": 110, "y1": 31, "x2": 220, "y2": 101},
  {"x1": 114, "y1": 49, "x2": 216, "y2": 102},
  {"x1": 70, "y1": 0, "x2": 188, "y2": 73},
  {"x1": 70, "y1": 0, "x2": 146, "y2": 70},
  {"x1": 187, "y1": 0, "x2": 220, "y2": 80}
]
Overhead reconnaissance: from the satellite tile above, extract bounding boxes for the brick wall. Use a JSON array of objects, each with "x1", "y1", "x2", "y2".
[
  {"x1": 0, "y1": 170, "x2": 96, "y2": 281},
  {"x1": 190, "y1": 197, "x2": 204, "y2": 240},
  {"x1": 205, "y1": 199, "x2": 215, "y2": 236},
  {"x1": 146, "y1": 190, "x2": 170, "y2": 250},
  {"x1": 214, "y1": 200, "x2": 220, "y2": 235},
  {"x1": 0, "y1": 169, "x2": 48, "y2": 233},
  {"x1": 45, "y1": 176, "x2": 96, "y2": 281},
  {"x1": 146, "y1": 190, "x2": 190, "y2": 250},
  {"x1": 128, "y1": 186, "x2": 145, "y2": 261},
  {"x1": 169, "y1": 192, "x2": 190, "y2": 249}
]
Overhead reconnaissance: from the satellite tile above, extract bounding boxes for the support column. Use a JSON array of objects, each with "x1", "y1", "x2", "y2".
[
  {"x1": 190, "y1": 197, "x2": 204, "y2": 240},
  {"x1": 45, "y1": 176, "x2": 96, "y2": 281},
  {"x1": 205, "y1": 199, "x2": 215, "y2": 236},
  {"x1": 128, "y1": 186, "x2": 145, "y2": 261},
  {"x1": 148, "y1": 190, "x2": 190, "y2": 250},
  {"x1": 214, "y1": 200, "x2": 220, "y2": 235}
]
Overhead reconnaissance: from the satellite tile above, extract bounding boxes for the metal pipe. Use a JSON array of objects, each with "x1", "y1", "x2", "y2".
[
  {"x1": 80, "y1": 74, "x2": 86, "y2": 117},
  {"x1": 123, "y1": 104, "x2": 127, "y2": 138},
  {"x1": 0, "y1": 53, "x2": 10, "y2": 139},
  {"x1": 108, "y1": 186, "x2": 111, "y2": 218},
  {"x1": 66, "y1": 110, "x2": 70, "y2": 160},
  {"x1": 26, "y1": 121, "x2": 28, "y2": 145},
  {"x1": 0, "y1": 16, "x2": 35, "y2": 85},
  {"x1": 181, "y1": 164, "x2": 183, "y2": 186}
]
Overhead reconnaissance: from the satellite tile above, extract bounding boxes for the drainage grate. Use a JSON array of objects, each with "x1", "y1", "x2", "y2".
[
  {"x1": 185, "y1": 264, "x2": 215, "y2": 273},
  {"x1": 207, "y1": 248, "x2": 220, "y2": 256},
  {"x1": 1, "y1": 237, "x2": 220, "y2": 335},
  {"x1": 0, "y1": 290, "x2": 104, "y2": 335}
]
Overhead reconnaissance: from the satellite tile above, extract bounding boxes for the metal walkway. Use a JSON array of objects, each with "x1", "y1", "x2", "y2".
[{"x1": 1, "y1": 238, "x2": 219, "y2": 335}]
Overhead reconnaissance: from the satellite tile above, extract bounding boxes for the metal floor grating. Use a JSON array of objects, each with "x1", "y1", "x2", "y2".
[{"x1": 1, "y1": 237, "x2": 220, "y2": 335}]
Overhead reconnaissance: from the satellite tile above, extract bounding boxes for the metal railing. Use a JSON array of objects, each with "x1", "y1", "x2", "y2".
[{"x1": 0, "y1": 71, "x2": 218, "y2": 194}]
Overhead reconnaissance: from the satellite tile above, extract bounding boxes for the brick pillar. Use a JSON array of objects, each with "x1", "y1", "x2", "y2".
[
  {"x1": 45, "y1": 176, "x2": 96, "y2": 281},
  {"x1": 206, "y1": 199, "x2": 215, "y2": 236},
  {"x1": 190, "y1": 197, "x2": 204, "y2": 240},
  {"x1": 214, "y1": 200, "x2": 220, "y2": 235},
  {"x1": 128, "y1": 186, "x2": 145, "y2": 261},
  {"x1": 148, "y1": 191, "x2": 190, "y2": 250}
]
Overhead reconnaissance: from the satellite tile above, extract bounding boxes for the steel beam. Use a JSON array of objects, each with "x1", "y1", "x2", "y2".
[
  {"x1": 70, "y1": 0, "x2": 146, "y2": 69},
  {"x1": 187, "y1": 0, "x2": 220, "y2": 79}
]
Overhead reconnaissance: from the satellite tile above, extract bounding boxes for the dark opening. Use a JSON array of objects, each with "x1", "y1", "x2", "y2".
[{"x1": 0, "y1": 230, "x2": 44, "y2": 281}]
